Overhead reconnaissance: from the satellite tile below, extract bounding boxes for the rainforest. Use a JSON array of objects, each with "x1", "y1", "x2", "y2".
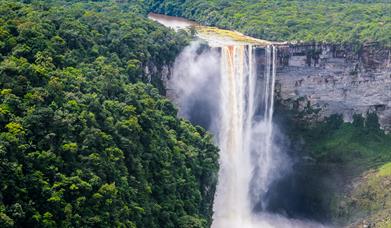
[{"x1": 0, "y1": 0, "x2": 390, "y2": 228}]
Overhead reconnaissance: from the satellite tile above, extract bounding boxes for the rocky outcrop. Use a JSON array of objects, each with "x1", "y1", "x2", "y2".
[{"x1": 274, "y1": 43, "x2": 391, "y2": 131}]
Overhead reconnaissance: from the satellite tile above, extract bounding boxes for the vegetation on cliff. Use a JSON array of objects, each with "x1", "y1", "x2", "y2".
[
  {"x1": 297, "y1": 113, "x2": 391, "y2": 169},
  {"x1": 0, "y1": 0, "x2": 218, "y2": 227},
  {"x1": 336, "y1": 162, "x2": 391, "y2": 228},
  {"x1": 276, "y1": 102, "x2": 391, "y2": 226},
  {"x1": 147, "y1": 0, "x2": 391, "y2": 46}
]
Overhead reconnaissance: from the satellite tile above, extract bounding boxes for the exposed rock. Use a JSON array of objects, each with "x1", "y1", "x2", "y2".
[
  {"x1": 274, "y1": 43, "x2": 391, "y2": 131},
  {"x1": 164, "y1": 42, "x2": 391, "y2": 131}
]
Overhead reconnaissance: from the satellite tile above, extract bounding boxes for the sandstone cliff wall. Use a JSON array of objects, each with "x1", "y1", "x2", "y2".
[{"x1": 274, "y1": 43, "x2": 391, "y2": 131}]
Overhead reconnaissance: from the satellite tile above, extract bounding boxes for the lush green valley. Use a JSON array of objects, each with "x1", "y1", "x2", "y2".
[
  {"x1": 147, "y1": 0, "x2": 391, "y2": 46},
  {"x1": 1, "y1": 0, "x2": 390, "y2": 227},
  {"x1": 0, "y1": 0, "x2": 218, "y2": 227}
]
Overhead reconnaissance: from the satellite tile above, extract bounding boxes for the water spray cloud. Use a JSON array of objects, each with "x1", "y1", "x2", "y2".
[{"x1": 169, "y1": 41, "x2": 328, "y2": 228}]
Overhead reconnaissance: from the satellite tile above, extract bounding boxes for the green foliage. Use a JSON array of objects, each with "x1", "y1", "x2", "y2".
[
  {"x1": 335, "y1": 162, "x2": 391, "y2": 227},
  {"x1": 284, "y1": 111, "x2": 391, "y2": 172},
  {"x1": 308, "y1": 114, "x2": 390, "y2": 166},
  {"x1": 0, "y1": 0, "x2": 218, "y2": 227},
  {"x1": 275, "y1": 104, "x2": 391, "y2": 225},
  {"x1": 147, "y1": 0, "x2": 391, "y2": 46},
  {"x1": 378, "y1": 162, "x2": 391, "y2": 177}
]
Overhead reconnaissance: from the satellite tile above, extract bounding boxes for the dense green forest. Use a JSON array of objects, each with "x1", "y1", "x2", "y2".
[
  {"x1": 147, "y1": 0, "x2": 391, "y2": 46},
  {"x1": 0, "y1": 0, "x2": 219, "y2": 227},
  {"x1": 1, "y1": 0, "x2": 390, "y2": 227}
]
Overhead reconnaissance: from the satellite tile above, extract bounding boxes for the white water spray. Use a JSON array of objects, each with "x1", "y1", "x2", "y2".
[
  {"x1": 169, "y1": 41, "x2": 328, "y2": 228},
  {"x1": 212, "y1": 44, "x2": 282, "y2": 228}
]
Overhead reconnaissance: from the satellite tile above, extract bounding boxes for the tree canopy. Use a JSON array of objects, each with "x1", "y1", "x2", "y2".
[
  {"x1": 0, "y1": 0, "x2": 218, "y2": 227},
  {"x1": 147, "y1": 0, "x2": 391, "y2": 47}
]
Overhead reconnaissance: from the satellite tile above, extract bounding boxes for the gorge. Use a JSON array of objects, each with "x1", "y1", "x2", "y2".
[
  {"x1": 150, "y1": 13, "x2": 391, "y2": 227},
  {"x1": 0, "y1": 1, "x2": 389, "y2": 227},
  {"x1": 170, "y1": 40, "x2": 325, "y2": 228}
]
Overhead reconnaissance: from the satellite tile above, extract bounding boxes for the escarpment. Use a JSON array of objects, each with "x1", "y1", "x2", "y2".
[{"x1": 274, "y1": 43, "x2": 391, "y2": 131}]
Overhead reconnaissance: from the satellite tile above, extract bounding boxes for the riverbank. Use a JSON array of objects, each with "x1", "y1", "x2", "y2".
[{"x1": 148, "y1": 13, "x2": 272, "y2": 47}]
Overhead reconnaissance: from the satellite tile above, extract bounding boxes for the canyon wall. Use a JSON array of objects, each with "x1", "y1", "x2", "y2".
[
  {"x1": 273, "y1": 43, "x2": 391, "y2": 131},
  {"x1": 164, "y1": 43, "x2": 391, "y2": 131}
]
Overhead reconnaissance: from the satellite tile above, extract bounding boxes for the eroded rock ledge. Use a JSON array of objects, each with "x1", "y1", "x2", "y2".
[{"x1": 274, "y1": 43, "x2": 391, "y2": 131}]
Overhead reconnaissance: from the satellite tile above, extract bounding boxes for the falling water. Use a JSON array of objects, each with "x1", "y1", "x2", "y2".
[
  {"x1": 149, "y1": 9, "x2": 333, "y2": 228},
  {"x1": 169, "y1": 41, "x2": 327, "y2": 228},
  {"x1": 211, "y1": 45, "x2": 279, "y2": 228}
]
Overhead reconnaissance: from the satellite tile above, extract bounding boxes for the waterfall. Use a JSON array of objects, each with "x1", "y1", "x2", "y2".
[
  {"x1": 170, "y1": 41, "x2": 327, "y2": 228},
  {"x1": 212, "y1": 45, "x2": 278, "y2": 228},
  {"x1": 150, "y1": 13, "x2": 333, "y2": 227}
]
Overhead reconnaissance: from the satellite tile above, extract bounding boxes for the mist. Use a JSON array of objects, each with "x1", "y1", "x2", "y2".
[{"x1": 168, "y1": 41, "x2": 330, "y2": 228}]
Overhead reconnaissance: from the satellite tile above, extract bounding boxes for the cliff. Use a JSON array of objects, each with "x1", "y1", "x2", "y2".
[
  {"x1": 274, "y1": 43, "x2": 391, "y2": 131},
  {"x1": 166, "y1": 43, "x2": 391, "y2": 131},
  {"x1": 271, "y1": 44, "x2": 391, "y2": 227}
]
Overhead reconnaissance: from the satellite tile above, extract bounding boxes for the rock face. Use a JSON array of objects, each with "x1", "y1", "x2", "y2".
[
  {"x1": 274, "y1": 43, "x2": 391, "y2": 131},
  {"x1": 165, "y1": 43, "x2": 391, "y2": 130}
]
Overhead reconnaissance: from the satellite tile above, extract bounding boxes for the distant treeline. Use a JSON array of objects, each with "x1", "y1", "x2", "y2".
[{"x1": 147, "y1": 0, "x2": 391, "y2": 46}]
